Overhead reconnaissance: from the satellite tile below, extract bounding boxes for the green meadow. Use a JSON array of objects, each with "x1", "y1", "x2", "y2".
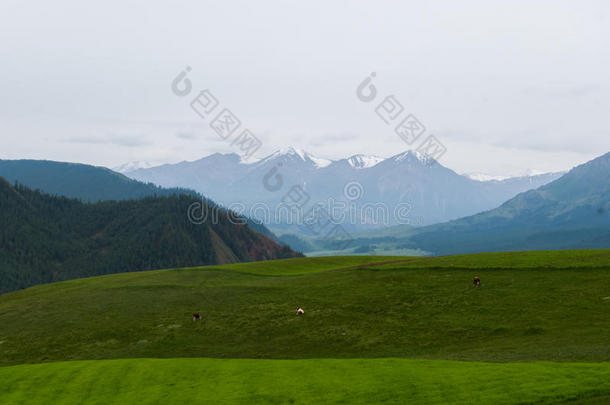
[
  {"x1": 1, "y1": 250, "x2": 609, "y2": 404},
  {"x1": 2, "y1": 358, "x2": 610, "y2": 405}
]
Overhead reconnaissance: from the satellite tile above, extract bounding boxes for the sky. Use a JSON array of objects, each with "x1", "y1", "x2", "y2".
[{"x1": 1, "y1": 0, "x2": 609, "y2": 177}]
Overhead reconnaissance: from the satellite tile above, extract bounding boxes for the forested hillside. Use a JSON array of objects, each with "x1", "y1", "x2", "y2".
[
  {"x1": 0, "y1": 178, "x2": 299, "y2": 293},
  {"x1": 0, "y1": 159, "x2": 282, "y2": 242}
]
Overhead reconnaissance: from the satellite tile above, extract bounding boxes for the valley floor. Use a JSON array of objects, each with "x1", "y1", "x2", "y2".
[{"x1": 1, "y1": 250, "x2": 609, "y2": 404}]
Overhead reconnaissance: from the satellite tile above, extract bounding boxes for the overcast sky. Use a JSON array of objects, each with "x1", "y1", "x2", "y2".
[{"x1": 1, "y1": 0, "x2": 609, "y2": 176}]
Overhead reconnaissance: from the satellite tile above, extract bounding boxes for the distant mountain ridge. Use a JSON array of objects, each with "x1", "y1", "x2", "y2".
[
  {"x1": 408, "y1": 151, "x2": 610, "y2": 254},
  {"x1": 0, "y1": 159, "x2": 195, "y2": 202},
  {"x1": 123, "y1": 147, "x2": 565, "y2": 230}
]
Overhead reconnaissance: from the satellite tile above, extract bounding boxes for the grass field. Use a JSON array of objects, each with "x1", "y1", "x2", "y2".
[
  {"x1": 3, "y1": 358, "x2": 610, "y2": 405},
  {"x1": 1, "y1": 250, "x2": 609, "y2": 403}
]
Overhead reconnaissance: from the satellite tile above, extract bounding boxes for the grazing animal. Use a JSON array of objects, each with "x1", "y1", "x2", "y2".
[
  {"x1": 192, "y1": 312, "x2": 201, "y2": 321},
  {"x1": 473, "y1": 276, "x2": 481, "y2": 287},
  {"x1": 296, "y1": 307, "x2": 304, "y2": 315}
]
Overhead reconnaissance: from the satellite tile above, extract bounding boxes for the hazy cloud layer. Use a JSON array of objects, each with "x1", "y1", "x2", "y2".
[{"x1": 1, "y1": 0, "x2": 609, "y2": 176}]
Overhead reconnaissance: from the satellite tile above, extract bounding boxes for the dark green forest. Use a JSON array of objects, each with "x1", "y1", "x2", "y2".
[
  {"x1": 0, "y1": 178, "x2": 298, "y2": 293},
  {"x1": 0, "y1": 159, "x2": 282, "y2": 242}
]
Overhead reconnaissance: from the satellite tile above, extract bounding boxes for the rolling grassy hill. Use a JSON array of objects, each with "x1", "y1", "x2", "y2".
[{"x1": 1, "y1": 250, "x2": 609, "y2": 404}]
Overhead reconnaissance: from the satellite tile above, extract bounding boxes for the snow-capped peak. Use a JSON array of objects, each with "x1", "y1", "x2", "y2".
[
  {"x1": 285, "y1": 146, "x2": 307, "y2": 160},
  {"x1": 113, "y1": 161, "x2": 153, "y2": 173},
  {"x1": 307, "y1": 154, "x2": 333, "y2": 168},
  {"x1": 257, "y1": 147, "x2": 332, "y2": 168},
  {"x1": 347, "y1": 154, "x2": 384, "y2": 169},
  {"x1": 392, "y1": 150, "x2": 429, "y2": 163}
]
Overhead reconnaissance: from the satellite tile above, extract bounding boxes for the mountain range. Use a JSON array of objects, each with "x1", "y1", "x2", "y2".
[
  {"x1": 123, "y1": 148, "x2": 564, "y2": 232},
  {"x1": 0, "y1": 150, "x2": 607, "y2": 281},
  {"x1": 406, "y1": 151, "x2": 610, "y2": 254}
]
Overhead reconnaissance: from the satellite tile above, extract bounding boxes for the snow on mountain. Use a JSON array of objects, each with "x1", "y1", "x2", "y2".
[
  {"x1": 256, "y1": 147, "x2": 332, "y2": 168},
  {"x1": 308, "y1": 154, "x2": 333, "y2": 168},
  {"x1": 391, "y1": 150, "x2": 432, "y2": 164},
  {"x1": 346, "y1": 154, "x2": 384, "y2": 169}
]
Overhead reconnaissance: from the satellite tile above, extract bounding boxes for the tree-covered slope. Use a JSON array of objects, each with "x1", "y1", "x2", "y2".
[
  {"x1": 0, "y1": 158, "x2": 283, "y2": 244},
  {"x1": 0, "y1": 178, "x2": 299, "y2": 293}
]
